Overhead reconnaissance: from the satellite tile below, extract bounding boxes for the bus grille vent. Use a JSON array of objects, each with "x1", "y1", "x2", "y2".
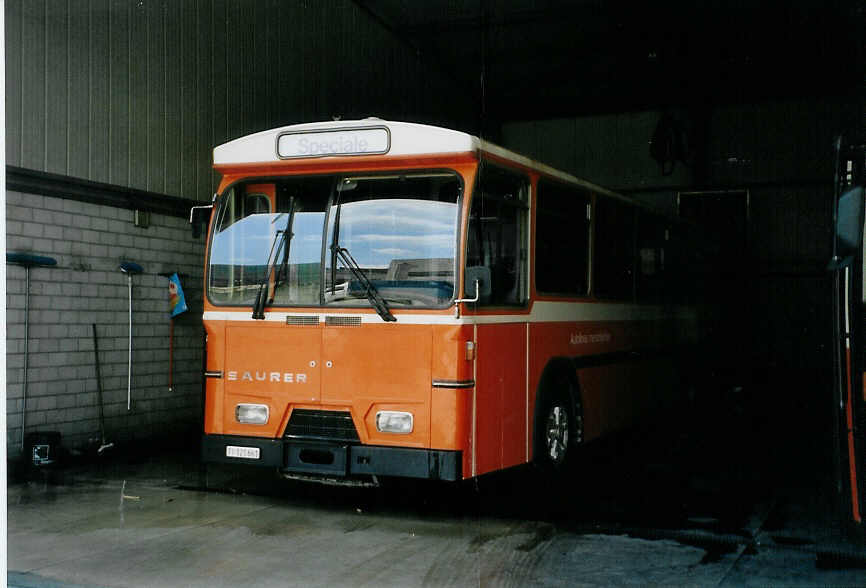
[
  {"x1": 325, "y1": 315, "x2": 362, "y2": 327},
  {"x1": 285, "y1": 315, "x2": 320, "y2": 326},
  {"x1": 284, "y1": 409, "x2": 360, "y2": 442}
]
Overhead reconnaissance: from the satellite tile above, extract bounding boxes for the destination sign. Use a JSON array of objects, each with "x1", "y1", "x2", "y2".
[{"x1": 277, "y1": 127, "x2": 390, "y2": 159}]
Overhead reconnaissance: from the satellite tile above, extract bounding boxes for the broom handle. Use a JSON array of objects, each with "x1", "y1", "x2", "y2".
[
  {"x1": 92, "y1": 324, "x2": 106, "y2": 443},
  {"x1": 127, "y1": 274, "x2": 132, "y2": 411},
  {"x1": 21, "y1": 266, "x2": 30, "y2": 451},
  {"x1": 169, "y1": 318, "x2": 174, "y2": 392}
]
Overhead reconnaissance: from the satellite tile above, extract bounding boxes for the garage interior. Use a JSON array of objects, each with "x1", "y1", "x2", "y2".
[{"x1": 5, "y1": 0, "x2": 866, "y2": 585}]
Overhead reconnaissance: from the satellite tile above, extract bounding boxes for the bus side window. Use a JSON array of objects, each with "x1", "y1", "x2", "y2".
[
  {"x1": 536, "y1": 179, "x2": 590, "y2": 296},
  {"x1": 466, "y1": 164, "x2": 529, "y2": 306},
  {"x1": 593, "y1": 196, "x2": 636, "y2": 301}
]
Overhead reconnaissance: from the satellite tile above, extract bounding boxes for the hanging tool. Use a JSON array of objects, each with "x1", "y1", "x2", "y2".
[
  {"x1": 6, "y1": 253, "x2": 57, "y2": 452},
  {"x1": 119, "y1": 261, "x2": 143, "y2": 411},
  {"x1": 91, "y1": 324, "x2": 113, "y2": 455}
]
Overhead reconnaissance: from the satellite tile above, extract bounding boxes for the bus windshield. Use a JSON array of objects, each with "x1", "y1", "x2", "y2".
[{"x1": 208, "y1": 172, "x2": 462, "y2": 309}]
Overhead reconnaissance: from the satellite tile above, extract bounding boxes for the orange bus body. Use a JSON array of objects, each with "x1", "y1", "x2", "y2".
[{"x1": 199, "y1": 120, "x2": 700, "y2": 481}]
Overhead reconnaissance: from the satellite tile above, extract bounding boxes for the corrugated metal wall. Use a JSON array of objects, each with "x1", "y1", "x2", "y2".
[
  {"x1": 502, "y1": 112, "x2": 693, "y2": 218},
  {"x1": 502, "y1": 111, "x2": 693, "y2": 194},
  {"x1": 6, "y1": 0, "x2": 474, "y2": 202}
]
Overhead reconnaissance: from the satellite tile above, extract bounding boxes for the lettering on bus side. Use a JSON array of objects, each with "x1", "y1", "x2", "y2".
[
  {"x1": 569, "y1": 332, "x2": 612, "y2": 345},
  {"x1": 226, "y1": 371, "x2": 308, "y2": 384}
]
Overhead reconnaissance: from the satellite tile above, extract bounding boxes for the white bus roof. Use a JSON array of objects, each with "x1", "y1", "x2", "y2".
[{"x1": 213, "y1": 118, "x2": 621, "y2": 200}]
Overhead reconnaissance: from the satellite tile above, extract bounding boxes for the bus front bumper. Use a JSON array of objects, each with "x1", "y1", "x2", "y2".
[{"x1": 201, "y1": 434, "x2": 462, "y2": 481}]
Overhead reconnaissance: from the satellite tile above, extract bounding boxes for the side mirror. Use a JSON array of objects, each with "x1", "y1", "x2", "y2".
[
  {"x1": 463, "y1": 266, "x2": 492, "y2": 300},
  {"x1": 189, "y1": 205, "x2": 213, "y2": 239}
]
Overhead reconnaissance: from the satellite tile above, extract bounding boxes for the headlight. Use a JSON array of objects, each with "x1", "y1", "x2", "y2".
[
  {"x1": 376, "y1": 411, "x2": 413, "y2": 434},
  {"x1": 236, "y1": 403, "x2": 269, "y2": 425}
]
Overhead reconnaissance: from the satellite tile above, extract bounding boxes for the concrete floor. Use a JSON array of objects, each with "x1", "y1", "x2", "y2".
[{"x1": 7, "y1": 435, "x2": 866, "y2": 588}]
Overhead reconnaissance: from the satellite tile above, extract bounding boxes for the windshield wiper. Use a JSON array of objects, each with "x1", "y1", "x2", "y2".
[
  {"x1": 252, "y1": 206, "x2": 294, "y2": 319},
  {"x1": 327, "y1": 184, "x2": 395, "y2": 322},
  {"x1": 272, "y1": 199, "x2": 296, "y2": 295},
  {"x1": 331, "y1": 244, "x2": 396, "y2": 322}
]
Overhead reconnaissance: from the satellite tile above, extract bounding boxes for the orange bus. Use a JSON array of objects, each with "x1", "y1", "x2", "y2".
[{"x1": 196, "y1": 119, "x2": 704, "y2": 482}]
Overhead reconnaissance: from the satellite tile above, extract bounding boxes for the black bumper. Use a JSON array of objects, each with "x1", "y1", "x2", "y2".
[{"x1": 201, "y1": 434, "x2": 461, "y2": 481}]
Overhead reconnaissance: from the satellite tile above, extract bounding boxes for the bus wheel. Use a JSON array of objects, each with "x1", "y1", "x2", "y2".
[
  {"x1": 540, "y1": 387, "x2": 582, "y2": 469},
  {"x1": 545, "y1": 400, "x2": 570, "y2": 466}
]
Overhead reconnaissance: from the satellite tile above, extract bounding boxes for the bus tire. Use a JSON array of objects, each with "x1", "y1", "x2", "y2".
[{"x1": 536, "y1": 377, "x2": 583, "y2": 471}]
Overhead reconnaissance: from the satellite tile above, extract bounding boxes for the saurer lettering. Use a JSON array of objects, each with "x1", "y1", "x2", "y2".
[{"x1": 227, "y1": 371, "x2": 308, "y2": 383}]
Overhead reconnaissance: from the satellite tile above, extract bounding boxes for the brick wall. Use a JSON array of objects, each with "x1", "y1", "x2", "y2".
[{"x1": 5, "y1": 190, "x2": 205, "y2": 458}]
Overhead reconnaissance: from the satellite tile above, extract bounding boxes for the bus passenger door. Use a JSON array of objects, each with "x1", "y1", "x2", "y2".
[
  {"x1": 466, "y1": 163, "x2": 530, "y2": 476},
  {"x1": 475, "y1": 322, "x2": 528, "y2": 475}
]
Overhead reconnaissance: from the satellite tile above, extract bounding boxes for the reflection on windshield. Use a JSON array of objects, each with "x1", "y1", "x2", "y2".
[
  {"x1": 208, "y1": 173, "x2": 461, "y2": 308},
  {"x1": 209, "y1": 178, "x2": 329, "y2": 305}
]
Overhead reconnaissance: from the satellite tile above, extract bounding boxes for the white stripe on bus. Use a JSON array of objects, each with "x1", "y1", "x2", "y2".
[{"x1": 202, "y1": 302, "x2": 695, "y2": 325}]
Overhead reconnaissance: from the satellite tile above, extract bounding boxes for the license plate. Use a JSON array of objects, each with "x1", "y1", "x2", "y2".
[{"x1": 226, "y1": 445, "x2": 260, "y2": 460}]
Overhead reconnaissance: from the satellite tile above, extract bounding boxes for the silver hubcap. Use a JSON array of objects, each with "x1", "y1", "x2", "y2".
[{"x1": 546, "y1": 405, "x2": 569, "y2": 465}]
